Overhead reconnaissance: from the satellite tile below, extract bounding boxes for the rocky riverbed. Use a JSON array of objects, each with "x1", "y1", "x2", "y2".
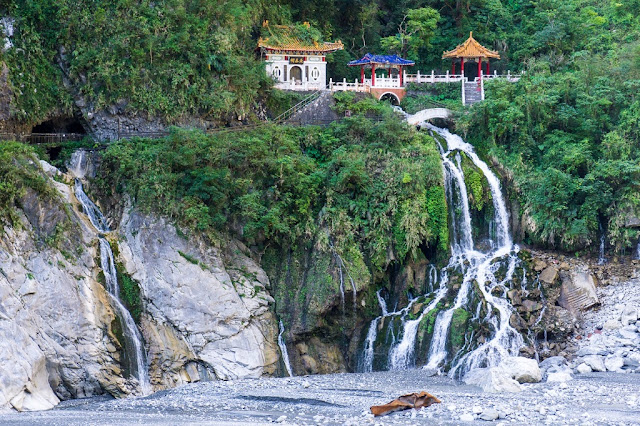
[{"x1": 1, "y1": 369, "x2": 639, "y2": 425}]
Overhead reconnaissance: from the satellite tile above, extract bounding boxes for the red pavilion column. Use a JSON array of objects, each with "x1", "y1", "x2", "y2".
[
  {"x1": 477, "y1": 58, "x2": 482, "y2": 81},
  {"x1": 451, "y1": 61, "x2": 456, "y2": 75},
  {"x1": 461, "y1": 58, "x2": 465, "y2": 77},
  {"x1": 371, "y1": 64, "x2": 376, "y2": 87},
  {"x1": 486, "y1": 60, "x2": 490, "y2": 76},
  {"x1": 361, "y1": 66, "x2": 365, "y2": 84},
  {"x1": 399, "y1": 65, "x2": 403, "y2": 86}
]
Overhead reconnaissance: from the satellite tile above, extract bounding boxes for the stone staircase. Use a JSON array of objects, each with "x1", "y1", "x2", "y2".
[{"x1": 463, "y1": 81, "x2": 483, "y2": 106}]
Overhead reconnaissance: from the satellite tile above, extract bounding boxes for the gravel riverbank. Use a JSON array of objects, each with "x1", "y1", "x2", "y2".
[{"x1": 1, "y1": 369, "x2": 639, "y2": 425}]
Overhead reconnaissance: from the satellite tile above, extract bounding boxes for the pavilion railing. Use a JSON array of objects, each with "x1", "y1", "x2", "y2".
[{"x1": 405, "y1": 71, "x2": 464, "y2": 84}]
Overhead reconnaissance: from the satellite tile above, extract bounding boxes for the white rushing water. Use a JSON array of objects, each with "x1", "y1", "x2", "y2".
[
  {"x1": 68, "y1": 149, "x2": 91, "y2": 179},
  {"x1": 361, "y1": 122, "x2": 526, "y2": 377},
  {"x1": 278, "y1": 320, "x2": 294, "y2": 377},
  {"x1": 598, "y1": 222, "x2": 607, "y2": 265},
  {"x1": 72, "y1": 156, "x2": 151, "y2": 394},
  {"x1": 99, "y1": 238, "x2": 151, "y2": 394}
]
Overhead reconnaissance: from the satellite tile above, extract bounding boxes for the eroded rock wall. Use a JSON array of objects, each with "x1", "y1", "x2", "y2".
[
  {"x1": 0, "y1": 179, "x2": 127, "y2": 411},
  {"x1": 117, "y1": 210, "x2": 280, "y2": 385}
]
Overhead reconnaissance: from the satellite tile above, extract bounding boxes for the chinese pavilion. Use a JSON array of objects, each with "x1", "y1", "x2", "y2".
[
  {"x1": 442, "y1": 32, "x2": 500, "y2": 80},
  {"x1": 347, "y1": 54, "x2": 415, "y2": 87},
  {"x1": 258, "y1": 21, "x2": 343, "y2": 91}
]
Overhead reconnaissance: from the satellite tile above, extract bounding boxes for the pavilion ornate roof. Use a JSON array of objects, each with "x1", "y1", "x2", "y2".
[
  {"x1": 348, "y1": 53, "x2": 415, "y2": 67},
  {"x1": 442, "y1": 32, "x2": 500, "y2": 59},
  {"x1": 258, "y1": 21, "x2": 343, "y2": 53}
]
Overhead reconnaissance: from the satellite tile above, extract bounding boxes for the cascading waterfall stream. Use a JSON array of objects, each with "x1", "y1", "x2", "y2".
[
  {"x1": 360, "y1": 121, "x2": 527, "y2": 377},
  {"x1": 278, "y1": 321, "x2": 294, "y2": 377},
  {"x1": 70, "y1": 152, "x2": 151, "y2": 395}
]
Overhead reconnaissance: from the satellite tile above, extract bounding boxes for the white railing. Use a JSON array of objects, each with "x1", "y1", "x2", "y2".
[
  {"x1": 329, "y1": 78, "x2": 370, "y2": 93},
  {"x1": 275, "y1": 80, "x2": 326, "y2": 91},
  {"x1": 405, "y1": 70, "x2": 465, "y2": 84},
  {"x1": 480, "y1": 70, "x2": 523, "y2": 82},
  {"x1": 371, "y1": 77, "x2": 401, "y2": 88}
]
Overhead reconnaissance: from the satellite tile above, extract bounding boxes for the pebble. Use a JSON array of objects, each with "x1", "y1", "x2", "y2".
[
  {"x1": 460, "y1": 413, "x2": 475, "y2": 422},
  {"x1": 479, "y1": 408, "x2": 500, "y2": 421},
  {"x1": 276, "y1": 415, "x2": 287, "y2": 423}
]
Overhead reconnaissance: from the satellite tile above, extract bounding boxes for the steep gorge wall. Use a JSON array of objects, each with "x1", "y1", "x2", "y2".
[{"x1": 0, "y1": 161, "x2": 282, "y2": 411}]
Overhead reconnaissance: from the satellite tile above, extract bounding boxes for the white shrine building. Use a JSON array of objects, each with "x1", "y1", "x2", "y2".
[{"x1": 258, "y1": 21, "x2": 343, "y2": 91}]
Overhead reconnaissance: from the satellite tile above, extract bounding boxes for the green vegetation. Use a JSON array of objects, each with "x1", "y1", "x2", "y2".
[
  {"x1": 0, "y1": 142, "x2": 58, "y2": 230},
  {"x1": 448, "y1": 308, "x2": 471, "y2": 354},
  {"x1": 117, "y1": 267, "x2": 143, "y2": 324},
  {"x1": 2, "y1": 0, "x2": 280, "y2": 124},
  {"x1": 459, "y1": 2, "x2": 640, "y2": 253},
  {"x1": 98, "y1": 105, "x2": 448, "y2": 272}
]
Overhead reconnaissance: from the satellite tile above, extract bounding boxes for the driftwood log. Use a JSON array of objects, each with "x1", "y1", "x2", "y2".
[{"x1": 370, "y1": 391, "x2": 441, "y2": 417}]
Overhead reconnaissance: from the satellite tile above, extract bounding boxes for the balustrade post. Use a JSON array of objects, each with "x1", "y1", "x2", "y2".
[
  {"x1": 431, "y1": 70, "x2": 435, "y2": 83},
  {"x1": 446, "y1": 70, "x2": 449, "y2": 82},
  {"x1": 417, "y1": 70, "x2": 421, "y2": 83}
]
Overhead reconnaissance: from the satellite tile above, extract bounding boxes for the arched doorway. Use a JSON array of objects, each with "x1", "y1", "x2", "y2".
[
  {"x1": 379, "y1": 92, "x2": 400, "y2": 106},
  {"x1": 290, "y1": 66, "x2": 302, "y2": 82}
]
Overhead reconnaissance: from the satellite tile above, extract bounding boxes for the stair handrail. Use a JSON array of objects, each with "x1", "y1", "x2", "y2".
[{"x1": 273, "y1": 87, "x2": 326, "y2": 123}]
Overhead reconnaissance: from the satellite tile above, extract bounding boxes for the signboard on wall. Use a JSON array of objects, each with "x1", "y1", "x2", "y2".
[{"x1": 289, "y1": 57, "x2": 304, "y2": 64}]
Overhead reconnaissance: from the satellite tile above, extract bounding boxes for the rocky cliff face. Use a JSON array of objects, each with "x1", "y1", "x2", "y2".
[
  {"x1": 0, "y1": 161, "x2": 281, "y2": 411},
  {"x1": 116, "y1": 210, "x2": 280, "y2": 385},
  {"x1": 0, "y1": 178, "x2": 128, "y2": 411}
]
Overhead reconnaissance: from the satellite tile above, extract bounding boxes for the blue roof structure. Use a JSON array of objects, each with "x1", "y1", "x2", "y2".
[{"x1": 348, "y1": 53, "x2": 415, "y2": 67}]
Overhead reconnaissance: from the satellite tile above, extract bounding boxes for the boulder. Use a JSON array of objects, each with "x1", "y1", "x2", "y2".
[
  {"x1": 582, "y1": 355, "x2": 606, "y2": 372},
  {"x1": 558, "y1": 271, "x2": 599, "y2": 313},
  {"x1": 479, "y1": 408, "x2": 500, "y2": 421},
  {"x1": 576, "y1": 363, "x2": 592, "y2": 374},
  {"x1": 463, "y1": 367, "x2": 522, "y2": 393},
  {"x1": 620, "y1": 305, "x2": 639, "y2": 326},
  {"x1": 604, "y1": 356, "x2": 624, "y2": 372},
  {"x1": 546, "y1": 366, "x2": 573, "y2": 382},
  {"x1": 499, "y1": 356, "x2": 542, "y2": 383},
  {"x1": 539, "y1": 266, "x2": 559, "y2": 285},
  {"x1": 533, "y1": 259, "x2": 548, "y2": 272},
  {"x1": 603, "y1": 319, "x2": 621, "y2": 330},
  {"x1": 540, "y1": 356, "x2": 572, "y2": 382}
]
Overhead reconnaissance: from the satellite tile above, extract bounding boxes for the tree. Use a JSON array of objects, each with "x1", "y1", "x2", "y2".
[{"x1": 380, "y1": 7, "x2": 440, "y2": 58}]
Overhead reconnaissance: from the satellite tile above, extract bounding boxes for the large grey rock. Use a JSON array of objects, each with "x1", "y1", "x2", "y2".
[
  {"x1": 620, "y1": 305, "x2": 639, "y2": 326},
  {"x1": 576, "y1": 363, "x2": 592, "y2": 374},
  {"x1": 499, "y1": 356, "x2": 542, "y2": 383},
  {"x1": 539, "y1": 266, "x2": 559, "y2": 285},
  {"x1": 558, "y1": 270, "x2": 599, "y2": 313},
  {"x1": 604, "y1": 356, "x2": 624, "y2": 372},
  {"x1": 118, "y1": 211, "x2": 280, "y2": 384},
  {"x1": 582, "y1": 355, "x2": 606, "y2": 372},
  {"x1": 463, "y1": 367, "x2": 522, "y2": 393}
]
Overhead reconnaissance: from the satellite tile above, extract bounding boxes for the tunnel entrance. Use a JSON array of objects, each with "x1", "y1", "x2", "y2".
[{"x1": 31, "y1": 116, "x2": 86, "y2": 134}]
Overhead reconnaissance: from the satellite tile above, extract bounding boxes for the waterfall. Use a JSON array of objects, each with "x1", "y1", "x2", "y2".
[
  {"x1": 99, "y1": 238, "x2": 151, "y2": 394},
  {"x1": 74, "y1": 180, "x2": 110, "y2": 233},
  {"x1": 68, "y1": 149, "x2": 90, "y2": 179},
  {"x1": 361, "y1": 120, "x2": 527, "y2": 378},
  {"x1": 361, "y1": 318, "x2": 379, "y2": 373},
  {"x1": 637, "y1": 240, "x2": 640, "y2": 260},
  {"x1": 73, "y1": 165, "x2": 151, "y2": 394},
  {"x1": 376, "y1": 290, "x2": 388, "y2": 316},
  {"x1": 277, "y1": 320, "x2": 294, "y2": 377},
  {"x1": 598, "y1": 222, "x2": 607, "y2": 265}
]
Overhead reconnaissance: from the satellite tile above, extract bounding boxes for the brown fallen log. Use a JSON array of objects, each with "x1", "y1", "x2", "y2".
[{"x1": 370, "y1": 391, "x2": 441, "y2": 417}]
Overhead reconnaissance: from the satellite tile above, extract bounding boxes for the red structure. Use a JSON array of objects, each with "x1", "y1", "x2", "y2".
[{"x1": 443, "y1": 32, "x2": 500, "y2": 80}]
